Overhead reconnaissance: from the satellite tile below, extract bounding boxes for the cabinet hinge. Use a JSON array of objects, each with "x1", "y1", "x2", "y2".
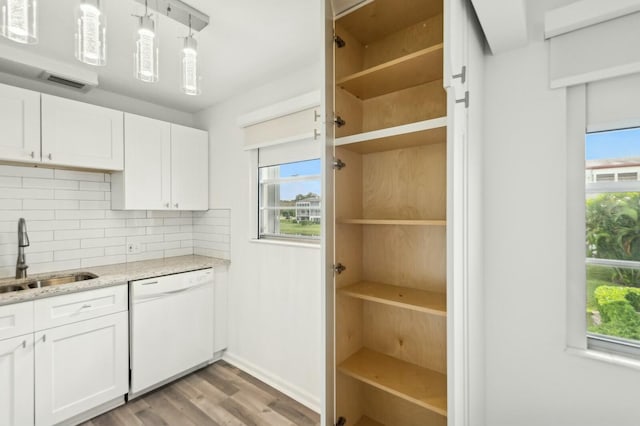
[
  {"x1": 452, "y1": 65, "x2": 467, "y2": 84},
  {"x1": 334, "y1": 35, "x2": 346, "y2": 48},
  {"x1": 333, "y1": 263, "x2": 346, "y2": 275},
  {"x1": 335, "y1": 417, "x2": 347, "y2": 426},
  {"x1": 334, "y1": 115, "x2": 346, "y2": 127},
  {"x1": 332, "y1": 158, "x2": 346, "y2": 170},
  {"x1": 456, "y1": 91, "x2": 469, "y2": 108}
]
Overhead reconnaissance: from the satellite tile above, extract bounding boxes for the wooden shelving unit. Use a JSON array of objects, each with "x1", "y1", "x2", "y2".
[
  {"x1": 339, "y1": 348, "x2": 448, "y2": 417},
  {"x1": 335, "y1": 118, "x2": 446, "y2": 154},
  {"x1": 338, "y1": 219, "x2": 446, "y2": 226},
  {"x1": 339, "y1": 282, "x2": 446, "y2": 316},
  {"x1": 332, "y1": 0, "x2": 447, "y2": 424},
  {"x1": 337, "y1": 44, "x2": 444, "y2": 100},
  {"x1": 354, "y1": 416, "x2": 385, "y2": 426}
]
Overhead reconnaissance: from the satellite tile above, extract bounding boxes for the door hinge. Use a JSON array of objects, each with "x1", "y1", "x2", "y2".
[
  {"x1": 334, "y1": 115, "x2": 346, "y2": 127},
  {"x1": 456, "y1": 91, "x2": 469, "y2": 108},
  {"x1": 334, "y1": 35, "x2": 346, "y2": 48},
  {"x1": 332, "y1": 158, "x2": 346, "y2": 170},
  {"x1": 335, "y1": 417, "x2": 347, "y2": 426},
  {"x1": 452, "y1": 65, "x2": 467, "y2": 84},
  {"x1": 333, "y1": 263, "x2": 346, "y2": 275}
]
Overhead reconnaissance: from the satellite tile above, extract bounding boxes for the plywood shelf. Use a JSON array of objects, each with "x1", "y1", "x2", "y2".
[
  {"x1": 355, "y1": 416, "x2": 385, "y2": 426},
  {"x1": 338, "y1": 219, "x2": 446, "y2": 226},
  {"x1": 337, "y1": 45, "x2": 444, "y2": 100},
  {"x1": 335, "y1": 117, "x2": 446, "y2": 154},
  {"x1": 338, "y1": 348, "x2": 447, "y2": 417},
  {"x1": 339, "y1": 282, "x2": 446, "y2": 316}
]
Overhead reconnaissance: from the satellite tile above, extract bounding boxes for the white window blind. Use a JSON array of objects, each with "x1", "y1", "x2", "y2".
[
  {"x1": 258, "y1": 136, "x2": 320, "y2": 168},
  {"x1": 244, "y1": 107, "x2": 319, "y2": 150},
  {"x1": 587, "y1": 72, "x2": 640, "y2": 132},
  {"x1": 547, "y1": 10, "x2": 640, "y2": 88}
]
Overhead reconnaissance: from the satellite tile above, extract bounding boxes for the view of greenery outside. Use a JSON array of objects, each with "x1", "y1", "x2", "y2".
[{"x1": 586, "y1": 192, "x2": 640, "y2": 340}]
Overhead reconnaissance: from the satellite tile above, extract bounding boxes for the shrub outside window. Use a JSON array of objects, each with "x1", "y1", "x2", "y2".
[{"x1": 258, "y1": 158, "x2": 321, "y2": 242}]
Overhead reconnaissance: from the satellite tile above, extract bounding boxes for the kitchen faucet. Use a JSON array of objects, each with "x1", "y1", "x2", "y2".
[{"x1": 16, "y1": 218, "x2": 29, "y2": 279}]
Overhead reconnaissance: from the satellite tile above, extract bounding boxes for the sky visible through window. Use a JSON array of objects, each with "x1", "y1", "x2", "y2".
[
  {"x1": 586, "y1": 127, "x2": 640, "y2": 160},
  {"x1": 277, "y1": 159, "x2": 321, "y2": 200}
]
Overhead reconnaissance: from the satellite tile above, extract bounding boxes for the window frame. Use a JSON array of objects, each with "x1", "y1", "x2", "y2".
[
  {"x1": 256, "y1": 158, "x2": 322, "y2": 244},
  {"x1": 567, "y1": 83, "x2": 640, "y2": 362}
]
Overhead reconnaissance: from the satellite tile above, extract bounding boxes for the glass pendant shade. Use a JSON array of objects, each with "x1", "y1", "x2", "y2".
[
  {"x1": 134, "y1": 14, "x2": 158, "y2": 83},
  {"x1": 181, "y1": 35, "x2": 200, "y2": 96},
  {"x1": 75, "y1": 0, "x2": 106, "y2": 66},
  {"x1": 1, "y1": 0, "x2": 37, "y2": 44}
]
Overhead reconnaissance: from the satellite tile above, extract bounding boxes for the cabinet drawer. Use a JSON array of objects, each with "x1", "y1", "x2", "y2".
[
  {"x1": 34, "y1": 285, "x2": 127, "y2": 331},
  {"x1": 0, "y1": 302, "x2": 34, "y2": 341}
]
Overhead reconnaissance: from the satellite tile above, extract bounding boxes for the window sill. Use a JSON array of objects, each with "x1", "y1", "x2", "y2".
[
  {"x1": 249, "y1": 238, "x2": 320, "y2": 249},
  {"x1": 566, "y1": 346, "x2": 640, "y2": 372}
]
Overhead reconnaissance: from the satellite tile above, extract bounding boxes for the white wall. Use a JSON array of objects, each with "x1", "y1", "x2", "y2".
[
  {"x1": 483, "y1": 1, "x2": 640, "y2": 425},
  {"x1": 195, "y1": 63, "x2": 323, "y2": 410}
]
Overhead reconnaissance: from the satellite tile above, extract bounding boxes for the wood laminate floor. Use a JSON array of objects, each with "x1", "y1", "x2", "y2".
[{"x1": 81, "y1": 361, "x2": 320, "y2": 426}]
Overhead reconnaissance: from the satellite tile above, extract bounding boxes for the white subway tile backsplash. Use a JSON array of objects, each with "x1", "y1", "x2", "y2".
[
  {"x1": 56, "y1": 210, "x2": 106, "y2": 220},
  {"x1": 79, "y1": 181, "x2": 110, "y2": 191},
  {"x1": 53, "y1": 179, "x2": 80, "y2": 190},
  {"x1": 55, "y1": 247, "x2": 104, "y2": 261},
  {"x1": 0, "y1": 176, "x2": 22, "y2": 187},
  {"x1": 0, "y1": 165, "x2": 53, "y2": 178},
  {"x1": 1, "y1": 200, "x2": 22, "y2": 210},
  {"x1": 79, "y1": 200, "x2": 110, "y2": 209},
  {"x1": 81, "y1": 237, "x2": 125, "y2": 248},
  {"x1": 23, "y1": 199, "x2": 79, "y2": 210},
  {"x1": 80, "y1": 219, "x2": 126, "y2": 229},
  {"x1": 0, "y1": 166, "x2": 230, "y2": 277},
  {"x1": 22, "y1": 178, "x2": 54, "y2": 189},
  {"x1": 55, "y1": 229, "x2": 104, "y2": 241},
  {"x1": 55, "y1": 190, "x2": 105, "y2": 201},
  {"x1": 54, "y1": 169, "x2": 105, "y2": 182},
  {"x1": 0, "y1": 188, "x2": 54, "y2": 200}
]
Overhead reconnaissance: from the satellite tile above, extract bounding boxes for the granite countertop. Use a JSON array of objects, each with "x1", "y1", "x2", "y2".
[{"x1": 0, "y1": 255, "x2": 230, "y2": 307}]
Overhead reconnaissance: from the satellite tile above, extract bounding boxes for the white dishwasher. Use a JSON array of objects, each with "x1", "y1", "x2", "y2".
[{"x1": 130, "y1": 268, "x2": 213, "y2": 397}]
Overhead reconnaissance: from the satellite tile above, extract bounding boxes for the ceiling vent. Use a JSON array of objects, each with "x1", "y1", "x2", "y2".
[{"x1": 39, "y1": 71, "x2": 93, "y2": 92}]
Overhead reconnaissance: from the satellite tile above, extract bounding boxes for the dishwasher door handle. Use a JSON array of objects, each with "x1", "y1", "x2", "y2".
[{"x1": 133, "y1": 281, "x2": 210, "y2": 302}]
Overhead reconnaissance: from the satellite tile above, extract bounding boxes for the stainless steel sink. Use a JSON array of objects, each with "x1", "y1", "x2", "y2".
[{"x1": 0, "y1": 272, "x2": 98, "y2": 293}]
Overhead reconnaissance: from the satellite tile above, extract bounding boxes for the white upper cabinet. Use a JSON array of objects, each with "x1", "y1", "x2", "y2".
[
  {"x1": 41, "y1": 94, "x2": 124, "y2": 171},
  {"x1": 0, "y1": 83, "x2": 40, "y2": 164},
  {"x1": 112, "y1": 114, "x2": 171, "y2": 210},
  {"x1": 112, "y1": 114, "x2": 208, "y2": 211},
  {"x1": 171, "y1": 124, "x2": 208, "y2": 210}
]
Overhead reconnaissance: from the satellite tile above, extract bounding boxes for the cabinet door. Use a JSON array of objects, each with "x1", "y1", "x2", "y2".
[
  {"x1": 115, "y1": 113, "x2": 171, "y2": 210},
  {"x1": 170, "y1": 124, "x2": 209, "y2": 210},
  {"x1": 0, "y1": 334, "x2": 34, "y2": 426},
  {"x1": 35, "y1": 312, "x2": 128, "y2": 426},
  {"x1": 41, "y1": 94, "x2": 124, "y2": 170},
  {"x1": 0, "y1": 83, "x2": 40, "y2": 164}
]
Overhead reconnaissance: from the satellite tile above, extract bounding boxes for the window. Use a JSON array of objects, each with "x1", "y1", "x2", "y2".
[
  {"x1": 258, "y1": 158, "x2": 321, "y2": 241},
  {"x1": 585, "y1": 127, "x2": 640, "y2": 356}
]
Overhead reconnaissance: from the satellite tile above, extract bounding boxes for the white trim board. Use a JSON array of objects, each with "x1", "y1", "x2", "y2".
[
  {"x1": 222, "y1": 351, "x2": 321, "y2": 413},
  {"x1": 237, "y1": 91, "x2": 320, "y2": 128},
  {"x1": 545, "y1": 0, "x2": 640, "y2": 39}
]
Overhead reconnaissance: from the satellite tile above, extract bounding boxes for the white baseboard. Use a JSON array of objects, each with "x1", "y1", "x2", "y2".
[{"x1": 223, "y1": 351, "x2": 321, "y2": 413}]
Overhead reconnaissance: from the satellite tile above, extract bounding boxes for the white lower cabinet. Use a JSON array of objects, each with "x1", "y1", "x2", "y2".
[
  {"x1": 34, "y1": 311, "x2": 128, "y2": 426},
  {"x1": 0, "y1": 284, "x2": 128, "y2": 426},
  {"x1": 0, "y1": 334, "x2": 35, "y2": 426}
]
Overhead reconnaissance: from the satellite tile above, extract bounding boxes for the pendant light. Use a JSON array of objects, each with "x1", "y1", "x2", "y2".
[
  {"x1": 134, "y1": 0, "x2": 158, "y2": 83},
  {"x1": 0, "y1": 0, "x2": 37, "y2": 44},
  {"x1": 181, "y1": 15, "x2": 200, "y2": 96},
  {"x1": 75, "y1": 0, "x2": 106, "y2": 66}
]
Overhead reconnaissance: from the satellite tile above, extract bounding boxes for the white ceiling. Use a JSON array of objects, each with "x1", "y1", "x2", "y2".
[{"x1": 0, "y1": 0, "x2": 322, "y2": 113}]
